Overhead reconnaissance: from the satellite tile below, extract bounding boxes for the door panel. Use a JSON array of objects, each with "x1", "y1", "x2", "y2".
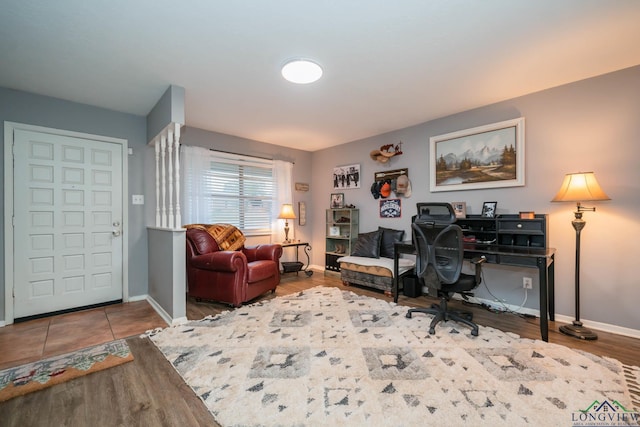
[{"x1": 13, "y1": 129, "x2": 124, "y2": 318}]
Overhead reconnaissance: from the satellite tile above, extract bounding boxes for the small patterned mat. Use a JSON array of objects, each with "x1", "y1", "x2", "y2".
[{"x1": 0, "y1": 339, "x2": 133, "y2": 402}]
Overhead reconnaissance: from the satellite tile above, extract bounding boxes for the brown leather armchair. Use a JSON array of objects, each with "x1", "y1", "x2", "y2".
[{"x1": 185, "y1": 227, "x2": 283, "y2": 307}]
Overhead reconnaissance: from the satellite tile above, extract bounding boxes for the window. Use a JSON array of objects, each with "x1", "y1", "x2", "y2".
[{"x1": 182, "y1": 148, "x2": 275, "y2": 236}]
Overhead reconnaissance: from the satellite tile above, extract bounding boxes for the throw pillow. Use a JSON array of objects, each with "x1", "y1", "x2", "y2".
[
  {"x1": 351, "y1": 230, "x2": 382, "y2": 258},
  {"x1": 378, "y1": 227, "x2": 405, "y2": 258}
]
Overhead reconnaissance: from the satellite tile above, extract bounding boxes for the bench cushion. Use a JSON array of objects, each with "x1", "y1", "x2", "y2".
[{"x1": 337, "y1": 256, "x2": 414, "y2": 277}]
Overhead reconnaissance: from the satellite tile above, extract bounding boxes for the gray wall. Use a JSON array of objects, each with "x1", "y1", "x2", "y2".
[
  {"x1": 0, "y1": 88, "x2": 149, "y2": 320},
  {"x1": 311, "y1": 65, "x2": 640, "y2": 332},
  {"x1": 3, "y1": 65, "x2": 639, "y2": 333}
]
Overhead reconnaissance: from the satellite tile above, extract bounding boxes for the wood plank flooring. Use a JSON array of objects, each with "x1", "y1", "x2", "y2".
[
  {"x1": 0, "y1": 336, "x2": 216, "y2": 427},
  {"x1": 1, "y1": 272, "x2": 638, "y2": 426}
]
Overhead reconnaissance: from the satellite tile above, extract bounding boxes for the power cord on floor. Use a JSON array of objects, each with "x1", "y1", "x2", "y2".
[{"x1": 461, "y1": 269, "x2": 537, "y2": 319}]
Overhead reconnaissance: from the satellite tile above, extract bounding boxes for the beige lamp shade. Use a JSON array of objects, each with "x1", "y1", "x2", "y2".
[
  {"x1": 278, "y1": 204, "x2": 297, "y2": 219},
  {"x1": 551, "y1": 172, "x2": 610, "y2": 202}
]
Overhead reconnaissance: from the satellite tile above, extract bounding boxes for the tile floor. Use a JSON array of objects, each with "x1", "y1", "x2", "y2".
[{"x1": 0, "y1": 300, "x2": 167, "y2": 371}]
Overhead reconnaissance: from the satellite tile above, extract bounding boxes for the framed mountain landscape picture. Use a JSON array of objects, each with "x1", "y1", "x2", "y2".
[{"x1": 429, "y1": 118, "x2": 525, "y2": 192}]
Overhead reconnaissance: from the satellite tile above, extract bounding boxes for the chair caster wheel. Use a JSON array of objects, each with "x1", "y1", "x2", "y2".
[
  {"x1": 406, "y1": 312, "x2": 412, "y2": 319},
  {"x1": 429, "y1": 328, "x2": 435, "y2": 335},
  {"x1": 471, "y1": 329, "x2": 479, "y2": 337}
]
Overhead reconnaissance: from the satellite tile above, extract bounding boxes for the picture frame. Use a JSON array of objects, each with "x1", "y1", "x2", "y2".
[
  {"x1": 330, "y1": 193, "x2": 344, "y2": 209},
  {"x1": 333, "y1": 164, "x2": 361, "y2": 189},
  {"x1": 451, "y1": 202, "x2": 467, "y2": 219},
  {"x1": 481, "y1": 201, "x2": 497, "y2": 218},
  {"x1": 298, "y1": 201, "x2": 306, "y2": 225},
  {"x1": 329, "y1": 226, "x2": 341, "y2": 237},
  {"x1": 295, "y1": 182, "x2": 309, "y2": 192},
  {"x1": 429, "y1": 118, "x2": 525, "y2": 192},
  {"x1": 380, "y1": 198, "x2": 401, "y2": 218}
]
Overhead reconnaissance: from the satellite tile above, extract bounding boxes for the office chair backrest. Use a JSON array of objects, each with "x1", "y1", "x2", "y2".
[
  {"x1": 415, "y1": 202, "x2": 457, "y2": 224},
  {"x1": 412, "y1": 202, "x2": 464, "y2": 288},
  {"x1": 412, "y1": 222, "x2": 464, "y2": 287},
  {"x1": 431, "y1": 224, "x2": 464, "y2": 284}
]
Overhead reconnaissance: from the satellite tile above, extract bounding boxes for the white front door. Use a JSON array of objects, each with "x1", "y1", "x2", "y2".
[{"x1": 11, "y1": 127, "x2": 125, "y2": 318}]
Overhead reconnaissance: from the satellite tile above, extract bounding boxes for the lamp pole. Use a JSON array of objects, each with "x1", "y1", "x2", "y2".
[{"x1": 560, "y1": 203, "x2": 597, "y2": 340}]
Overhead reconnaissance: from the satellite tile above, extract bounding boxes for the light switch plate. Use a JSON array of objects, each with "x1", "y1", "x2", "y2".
[{"x1": 132, "y1": 195, "x2": 144, "y2": 205}]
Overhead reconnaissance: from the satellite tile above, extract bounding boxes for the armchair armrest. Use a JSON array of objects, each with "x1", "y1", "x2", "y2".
[
  {"x1": 243, "y1": 244, "x2": 283, "y2": 263},
  {"x1": 190, "y1": 251, "x2": 247, "y2": 272}
]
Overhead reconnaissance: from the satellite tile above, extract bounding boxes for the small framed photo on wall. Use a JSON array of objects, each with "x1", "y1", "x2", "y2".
[
  {"x1": 380, "y1": 198, "x2": 401, "y2": 218},
  {"x1": 333, "y1": 164, "x2": 361, "y2": 189},
  {"x1": 481, "y1": 201, "x2": 497, "y2": 218},
  {"x1": 330, "y1": 193, "x2": 344, "y2": 209}
]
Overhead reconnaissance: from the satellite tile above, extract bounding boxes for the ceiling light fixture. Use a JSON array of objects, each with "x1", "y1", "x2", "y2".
[{"x1": 281, "y1": 59, "x2": 323, "y2": 84}]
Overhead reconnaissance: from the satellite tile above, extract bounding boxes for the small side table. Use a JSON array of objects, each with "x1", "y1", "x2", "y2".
[{"x1": 281, "y1": 241, "x2": 313, "y2": 276}]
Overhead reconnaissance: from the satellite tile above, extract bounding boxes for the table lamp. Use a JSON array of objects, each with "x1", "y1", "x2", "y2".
[
  {"x1": 278, "y1": 204, "x2": 296, "y2": 243},
  {"x1": 551, "y1": 172, "x2": 610, "y2": 340}
]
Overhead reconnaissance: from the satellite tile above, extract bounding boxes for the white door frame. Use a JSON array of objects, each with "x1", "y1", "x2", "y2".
[{"x1": 3, "y1": 121, "x2": 129, "y2": 325}]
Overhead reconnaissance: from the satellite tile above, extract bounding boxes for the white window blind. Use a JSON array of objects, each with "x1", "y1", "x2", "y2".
[{"x1": 183, "y1": 148, "x2": 274, "y2": 236}]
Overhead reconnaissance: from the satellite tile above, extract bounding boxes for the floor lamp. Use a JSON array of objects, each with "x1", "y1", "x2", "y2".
[
  {"x1": 278, "y1": 203, "x2": 297, "y2": 243},
  {"x1": 551, "y1": 172, "x2": 610, "y2": 340}
]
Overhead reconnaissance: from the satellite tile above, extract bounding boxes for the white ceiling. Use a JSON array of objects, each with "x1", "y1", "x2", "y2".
[{"x1": 2, "y1": 1, "x2": 640, "y2": 152}]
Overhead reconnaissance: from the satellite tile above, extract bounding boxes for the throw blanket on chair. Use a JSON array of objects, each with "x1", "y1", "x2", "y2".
[{"x1": 184, "y1": 223, "x2": 246, "y2": 251}]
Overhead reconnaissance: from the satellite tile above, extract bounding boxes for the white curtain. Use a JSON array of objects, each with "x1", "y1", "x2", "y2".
[
  {"x1": 271, "y1": 160, "x2": 294, "y2": 243},
  {"x1": 181, "y1": 146, "x2": 294, "y2": 240},
  {"x1": 180, "y1": 145, "x2": 212, "y2": 225}
]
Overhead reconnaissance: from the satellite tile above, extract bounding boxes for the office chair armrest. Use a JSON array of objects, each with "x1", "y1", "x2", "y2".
[
  {"x1": 470, "y1": 256, "x2": 486, "y2": 265},
  {"x1": 470, "y1": 256, "x2": 486, "y2": 283}
]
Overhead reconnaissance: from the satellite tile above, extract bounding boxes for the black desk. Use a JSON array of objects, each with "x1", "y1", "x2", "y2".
[
  {"x1": 281, "y1": 242, "x2": 313, "y2": 276},
  {"x1": 393, "y1": 241, "x2": 555, "y2": 342}
]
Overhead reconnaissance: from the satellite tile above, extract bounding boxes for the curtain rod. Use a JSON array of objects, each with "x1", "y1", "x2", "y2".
[{"x1": 208, "y1": 148, "x2": 294, "y2": 164}]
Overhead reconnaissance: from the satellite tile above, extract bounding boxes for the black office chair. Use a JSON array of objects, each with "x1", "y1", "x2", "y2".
[{"x1": 406, "y1": 203, "x2": 485, "y2": 336}]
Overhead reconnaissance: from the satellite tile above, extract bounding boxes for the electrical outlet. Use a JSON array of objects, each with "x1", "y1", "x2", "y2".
[{"x1": 523, "y1": 277, "x2": 533, "y2": 289}]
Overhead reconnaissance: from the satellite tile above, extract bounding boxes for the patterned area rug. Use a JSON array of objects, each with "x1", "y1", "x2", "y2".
[
  {"x1": 148, "y1": 287, "x2": 640, "y2": 426},
  {"x1": 0, "y1": 339, "x2": 133, "y2": 402}
]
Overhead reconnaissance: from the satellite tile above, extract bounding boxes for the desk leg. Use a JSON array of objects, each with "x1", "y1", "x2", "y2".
[
  {"x1": 548, "y1": 254, "x2": 554, "y2": 321},
  {"x1": 393, "y1": 252, "x2": 400, "y2": 303},
  {"x1": 537, "y1": 257, "x2": 549, "y2": 342}
]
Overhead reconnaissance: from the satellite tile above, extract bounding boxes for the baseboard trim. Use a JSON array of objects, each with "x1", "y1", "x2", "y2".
[
  {"x1": 144, "y1": 294, "x2": 187, "y2": 327},
  {"x1": 456, "y1": 294, "x2": 640, "y2": 340},
  {"x1": 552, "y1": 313, "x2": 640, "y2": 340}
]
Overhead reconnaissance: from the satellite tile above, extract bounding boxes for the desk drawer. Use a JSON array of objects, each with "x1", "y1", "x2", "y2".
[
  {"x1": 500, "y1": 255, "x2": 538, "y2": 267},
  {"x1": 498, "y1": 219, "x2": 545, "y2": 233}
]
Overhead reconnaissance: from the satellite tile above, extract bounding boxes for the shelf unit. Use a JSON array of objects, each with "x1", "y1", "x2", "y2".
[
  {"x1": 456, "y1": 214, "x2": 548, "y2": 248},
  {"x1": 325, "y1": 208, "x2": 359, "y2": 272},
  {"x1": 455, "y1": 215, "x2": 497, "y2": 244}
]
